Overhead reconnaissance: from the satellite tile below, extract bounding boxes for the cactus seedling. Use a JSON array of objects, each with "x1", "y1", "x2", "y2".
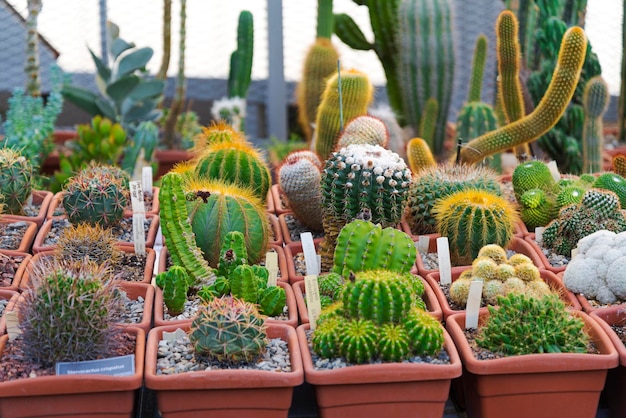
[{"x1": 156, "y1": 265, "x2": 193, "y2": 316}]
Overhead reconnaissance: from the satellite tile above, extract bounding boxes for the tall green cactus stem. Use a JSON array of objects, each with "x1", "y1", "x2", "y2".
[
  {"x1": 468, "y1": 35, "x2": 488, "y2": 104},
  {"x1": 496, "y1": 10, "x2": 525, "y2": 124},
  {"x1": 193, "y1": 140, "x2": 272, "y2": 201},
  {"x1": 0, "y1": 148, "x2": 34, "y2": 215},
  {"x1": 419, "y1": 97, "x2": 439, "y2": 148},
  {"x1": 397, "y1": 0, "x2": 455, "y2": 156},
  {"x1": 459, "y1": 26, "x2": 587, "y2": 164},
  {"x1": 582, "y1": 76, "x2": 609, "y2": 173},
  {"x1": 319, "y1": 144, "x2": 412, "y2": 270},
  {"x1": 277, "y1": 150, "x2": 323, "y2": 232},
  {"x1": 25, "y1": 0, "x2": 42, "y2": 97},
  {"x1": 228, "y1": 10, "x2": 253, "y2": 99},
  {"x1": 156, "y1": 0, "x2": 171, "y2": 80},
  {"x1": 336, "y1": 115, "x2": 389, "y2": 149},
  {"x1": 230, "y1": 264, "x2": 263, "y2": 304},
  {"x1": 314, "y1": 69, "x2": 374, "y2": 160},
  {"x1": 158, "y1": 172, "x2": 215, "y2": 285},
  {"x1": 433, "y1": 188, "x2": 518, "y2": 265},
  {"x1": 406, "y1": 137, "x2": 436, "y2": 174},
  {"x1": 155, "y1": 265, "x2": 192, "y2": 316},
  {"x1": 332, "y1": 220, "x2": 416, "y2": 278}
]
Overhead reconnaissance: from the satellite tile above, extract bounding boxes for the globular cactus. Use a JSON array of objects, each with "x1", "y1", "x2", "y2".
[
  {"x1": 191, "y1": 121, "x2": 245, "y2": 155},
  {"x1": 189, "y1": 296, "x2": 268, "y2": 363},
  {"x1": 542, "y1": 188, "x2": 626, "y2": 256},
  {"x1": 314, "y1": 69, "x2": 374, "y2": 160},
  {"x1": 62, "y1": 164, "x2": 128, "y2": 228},
  {"x1": 477, "y1": 293, "x2": 588, "y2": 355},
  {"x1": 402, "y1": 307, "x2": 445, "y2": 356},
  {"x1": 582, "y1": 76, "x2": 609, "y2": 173},
  {"x1": 512, "y1": 160, "x2": 559, "y2": 229},
  {"x1": 406, "y1": 163, "x2": 502, "y2": 235},
  {"x1": 332, "y1": 219, "x2": 416, "y2": 278},
  {"x1": 277, "y1": 150, "x2": 323, "y2": 232},
  {"x1": 319, "y1": 144, "x2": 412, "y2": 270},
  {"x1": 396, "y1": 0, "x2": 455, "y2": 156},
  {"x1": 0, "y1": 148, "x2": 34, "y2": 215},
  {"x1": 193, "y1": 140, "x2": 272, "y2": 201},
  {"x1": 155, "y1": 265, "x2": 192, "y2": 316},
  {"x1": 592, "y1": 172, "x2": 626, "y2": 209},
  {"x1": 512, "y1": 160, "x2": 558, "y2": 200},
  {"x1": 459, "y1": 26, "x2": 588, "y2": 164},
  {"x1": 54, "y1": 222, "x2": 123, "y2": 266},
  {"x1": 335, "y1": 115, "x2": 388, "y2": 149},
  {"x1": 406, "y1": 137, "x2": 436, "y2": 174},
  {"x1": 317, "y1": 272, "x2": 345, "y2": 303},
  {"x1": 433, "y1": 189, "x2": 519, "y2": 265}
]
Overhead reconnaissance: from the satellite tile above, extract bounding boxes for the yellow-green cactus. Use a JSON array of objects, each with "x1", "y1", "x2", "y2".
[{"x1": 406, "y1": 137, "x2": 436, "y2": 174}]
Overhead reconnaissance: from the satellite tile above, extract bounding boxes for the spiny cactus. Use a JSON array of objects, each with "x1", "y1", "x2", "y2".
[
  {"x1": 191, "y1": 121, "x2": 245, "y2": 155},
  {"x1": 335, "y1": 115, "x2": 388, "y2": 149},
  {"x1": 215, "y1": 230, "x2": 249, "y2": 278},
  {"x1": 406, "y1": 163, "x2": 502, "y2": 235},
  {"x1": 512, "y1": 160, "x2": 559, "y2": 229},
  {"x1": 0, "y1": 148, "x2": 34, "y2": 215},
  {"x1": 18, "y1": 259, "x2": 125, "y2": 367},
  {"x1": 406, "y1": 137, "x2": 436, "y2": 174},
  {"x1": 189, "y1": 296, "x2": 268, "y2": 363},
  {"x1": 433, "y1": 189, "x2": 518, "y2": 265},
  {"x1": 496, "y1": 10, "x2": 525, "y2": 125},
  {"x1": 582, "y1": 76, "x2": 609, "y2": 173},
  {"x1": 277, "y1": 150, "x2": 323, "y2": 232},
  {"x1": 592, "y1": 172, "x2": 626, "y2": 209},
  {"x1": 62, "y1": 164, "x2": 128, "y2": 228},
  {"x1": 403, "y1": 306, "x2": 445, "y2": 356},
  {"x1": 314, "y1": 69, "x2": 374, "y2": 160},
  {"x1": 228, "y1": 10, "x2": 253, "y2": 100},
  {"x1": 613, "y1": 155, "x2": 626, "y2": 178},
  {"x1": 476, "y1": 293, "x2": 589, "y2": 355},
  {"x1": 368, "y1": 103, "x2": 407, "y2": 160},
  {"x1": 54, "y1": 222, "x2": 123, "y2": 265},
  {"x1": 156, "y1": 265, "x2": 192, "y2": 316},
  {"x1": 319, "y1": 144, "x2": 412, "y2": 270}
]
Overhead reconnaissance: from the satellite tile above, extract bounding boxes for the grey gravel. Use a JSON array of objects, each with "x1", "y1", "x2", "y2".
[
  {"x1": 533, "y1": 238, "x2": 570, "y2": 268},
  {"x1": 283, "y1": 214, "x2": 324, "y2": 242},
  {"x1": 119, "y1": 290, "x2": 145, "y2": 325},
  {"x1": 44, "y1": 217, "x2": 153, "y2": 245}
]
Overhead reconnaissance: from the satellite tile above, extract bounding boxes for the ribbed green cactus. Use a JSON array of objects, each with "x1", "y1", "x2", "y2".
[
  {"x1": 582, "y1": 76, "x2": 609, "y2": 173},
  {"x1": 496, "y1": 10, "x2": 525, "y2": 125},
  {"x1": 319, "y1": 144, "x2": 412, "y2": 270},
  {"x1": 459, "y1": 26, "x2": 588, "y2": 164},
  {"x1": 512, "y1": 160, "x2": 559, "y2": 229},
  {"x1": 156, "y1": 265, "x2": 192, "y2": 316},
  {"x1": 277, "y1": 150, "x2": 323, "y2": 232},
  {"x1": 433, "y1": 189, "x2": 519, "y2": 265},
  {"x1": 62, "y1": 164, "x2": 128, "y2": 228},
  {"x1": 396, "y1": 0, "x2": 455, "y2": 156},
  {"x1": 406, "y1": 137, "x2": 436, "y2": 174},
  {"x1": 403, "y1": 307, "x2": 445, "y2": 355},
  {"x1": 335, "y1": 115, "x2": 388, "y2": 149},
  {"x1": 193, "y1": 140, "x2": 272, "y2": 201},
  {"x1": 229, "y1": 264, "x2": 263, "y2": 303},
  {"x1": 0, "y1": 148, "x2": 34, "y2": 215},
  {"x1": 592, "y1": 173, "x2": 626, "y2": 209},
  {"x1": 512, "y1": 160, "x2": 558, "y2": 199},
  {"x1": 192, "y1": 121, "x2": 245, "y2": 155},
  {"x1": 332, "y1": 219, "x2": 416, "y2": 278},
  {"x1": 189, "y1": 296, "x2": 268, "y2": 363},
  {"x1": 314, "y1": 69, "x2": 374, "y2": 160},
  {"x1": 228, "y1": 10, "x2": 253, "y2": 99},
  {"x1": 215, "y1": 230, "x2": 248, "y2": 278},
  {"x1": 407, "y1": 163, "x2": 503, "y2": 235}
]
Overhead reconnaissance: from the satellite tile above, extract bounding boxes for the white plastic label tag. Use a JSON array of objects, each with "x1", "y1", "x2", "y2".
[
  {"x1": 304, "y1": 274, "x2": 322, "y2": 330},
  {"x1": 465, "y1": 280, "x2": 484, "y2": 329},
  {"x1": 300, "y1": 232, "x2": 319, "y2": 276},
  {"x1": 142, "y1": 166, "x2": 153, "y2": 196},
  {"x1": 417, "y1": 235, "x2": 430, "y2": 254},
  {"x1": 265, "y1": 251, "x2": 278, "y2": 287},
  {"x1": 437, "y1": 236, "x2": 452, "y2": 285}
]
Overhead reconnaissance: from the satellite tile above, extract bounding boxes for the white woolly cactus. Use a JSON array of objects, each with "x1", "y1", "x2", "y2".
[{"x1": 562, "y1": 230, "x2": 626, "y2": 304}]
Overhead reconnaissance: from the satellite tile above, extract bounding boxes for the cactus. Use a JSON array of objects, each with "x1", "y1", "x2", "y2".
[
  {"x1": 335, "y1": 115, "x2": 388, "y2": 149},
  {"x1": 62, "y1": 116, "x2": 127, "y2": 169},
  {"x1": 406, "y1": 137, "x2": 436, "y2": 174},
  {"x1": 277, "y1": 150, "x2": 324, "y2": 232},
  {"x1": 228, "y1": 10, "x2": 253, "y2": 100},
  {"x1": 512, "y1": 160, "x2": 559, "y2": 229},
  {"x1": 318, "y1": 272, "x2": 345, "y2": 301},
  {"x1": 0, "y1": 148, "x2": 34, "y2": 215},
  {"x1": 403, "y1": 307, "x2": 445, "y2": 355},
  {"x1": 378, "y1": 323, "x2": 411, "y2": 362},
  {"x1": 368, "y1": 103, "x2": 407, "y2": 160},
  {"x1": 24, "y1": 0, "x2": 42, "y2": 97},
  {"x1": 396, "y1": 0, "x2": 455, "y2": 156},
  {"x1": 215, "y1": 230, "x2": 249, "y2": 278},
  {"x1": 193, "y1": 140, "x2": 272, "y2": 201},
  {"x1": 155, "y1": 265, "x2": 192, "y2": 316},
  {"x1": 54, "y1": 222, "x2": 123, "y2": 265},
  {"x1": 406, "y1": 163, "x2": 503, "y2": 235},
  {"x1": 62, "y1": 164, "x2": 128, "y2": 228},
  {"x1": 319, "y1": 144, "x2": 412, "y2": 270},
  {"x1": 613, "y1": 155, "x2": 626, "y2": 178},
  {"x1": 496, "y1": 11, "x2": 525, "y2": 125},
  {"x1": 433, "y1": 189, "x2": 518, "y2": 265},
  {"x1": 189, "y1": 296, "x2": 268, "y2": 363},
  {"x1": 18, "y1": 259, "x2": 125, "y2": 366},
  {"x1": 458, "y1": 26, "x2": 588, "y2": 164},
  {"x1": 192, "y1": 121, "x2": 245, "y2": 155},
  {"x1": 477, "y1": 292, "x2": 588, "y2": 355},
  {"x1": 314, "y1": 69, "x2": 374, "y2": 160},
  {"x1": 332, "y1": 220, "x2": 416, "y2": 278},
  {"x1": 582, "y1": 76, "x2": 609, "y2": 173},
  {"x1": 592, "y1": 173, "x2": 626, "y2": 209}
]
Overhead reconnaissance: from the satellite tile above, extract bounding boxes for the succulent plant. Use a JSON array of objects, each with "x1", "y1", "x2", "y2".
[
  {"x1": 0, "y1": 148, "x2": 34, "y2": 215},
  {"x1": 613, "y1": 155, "x2": 626, "y2": 178},
  {"x1": 582, "y1": 76, "x2": 610, "y2": 173},
  {"x1": 54, "y1": 222, "x2": 123, "y2": 266},
  {"x1": 191, "y1": 121, "x2": 245, "y2": 155},
  {"x1": 155, "y1": 265, "x2": 193, "y2": 316},
  {"x1": 335, "y1": 115, "x2": 388, "y2": 150},
  {"x1": 405, "y1": 137, "x2": 436, "y2": 174},
  {"x1": 592, "y1": 173, "x2": 626, "y2": 209}
]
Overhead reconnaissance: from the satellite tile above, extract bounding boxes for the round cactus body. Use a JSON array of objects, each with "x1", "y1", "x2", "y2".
[
  {"x1": 0, "y1": 148, "x2": 34, "y2": 215},
  {"x1": 592, "y1": 173, "x2": 626, "y2": 209},
  {"x1": 335, "y1": 115, "x2": 389, "y2": 150},
  {"x1": 403, "y1": 307, "x2": 445, "y2": 356}
]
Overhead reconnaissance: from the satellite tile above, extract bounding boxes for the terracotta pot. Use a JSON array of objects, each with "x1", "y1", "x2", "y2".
[
  {"x1": 145, "y1": 322, "x2": 303, "y2": 418},
  {"x1": 0, "y1": 250, "x2": 32, "y2": 292},
  {"x1": 297, "y1": 323, "x2": 461, "y2": 418},
  {"x1": 415, "y1": 236, "x2": 544, "y2": 277},
  {"x1": 590, "y1": 306, "x2": 626, "y2": 418},
  {"x1": 116, "y1": 281, "x2": 155, "y2": 333},
  {"x1": 270, "y1": 184, "x2": 290, "y2": 215},
  {"x1": 40, "y1": 130, "x2": 77, "y2": 176},
  {"x1": 154, "y1": 280, "x2": 298, "y2": 328},
  {"x1": 446, "y1": 310, "x2": 618, "y2": 418},
  {"x1": 555, "y1": 271, "x2": 626, "y2": 315},
  {"x1": 267, "y1": 213, "x2": 283, "y2": 247},
  {"x1": 524, "y1": 233, "x2": 567, "y2": 274},
  {"x1": 154, "y1": 149, "x2": 193, "y2": 179},
  {"x1": 2, "y1": 190, "x2": 53, "y2": 228},
  {"x1": 0, "y1": 289, "x2": 19, "y2": 335},
  {"x1": 424, "y1": 268, "x2": 581, "y2": 321},
  {"x1": 0, "y1": 327, "x2": 145, "y2": 418},
  {"x1": 277, "y1": 212, "x2": 325, "y2": 245},
  {"x1": 47, "y1": 189, "x2": 161, "y2": 219},
  {"x1": 0, "y1": 220, "x2": 38, "y2": 253},
  {"x1": 284, "y1": 238, "x2": 323, "y2": 284}
]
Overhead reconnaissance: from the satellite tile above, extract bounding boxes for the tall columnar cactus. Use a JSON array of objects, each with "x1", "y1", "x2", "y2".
[
  {"x1": 406, "y1": 137, "x2": 436, "y2": 174},
  {"x1": 62, "y1": 164, "x2": 128, "y2": 228},
  {"x1": 277, "y1": 150, "x2": 323, "y2": 232},
  {"x1": 25, "y1": 0, "x2": 42, "y2": 97},
  {"x1": 193, "y1": 140, "x2": 272, "y2": 201},
  {"x1": 396, "y1": 0, "x2": 455, "y2": 156},
  {"x1": 189, "y1": 296, "x2": 268, "y2": 363},
  {"x1": 0, "y1": 148, "x2": 34, "y2": 215},
  {"x1": 314, "y1": 69, "x2": 374, "y2": 161},
  {"x1": 433, "y1": 188, "x2": 519, "y2": 265},
  {"x1": 155, "y1": 265, "x2": 193, "y2": 316},
  {"x1": 406, "y1": 164, "x2": 503, "y2": 235},
  {"x1": 319, "y1": 144, "x2": 412, "y2": 270},
  {"x1": 335, "y1": 115, "x2": 388, "y2": 150},
  {"x1": 228, "y1": 10, "x2": 253, "y2": 99},
  {"x1": 332, "y1": 219, "x2": 416, "y2": 278},
  {"x1": 582, "y1": 76, "x2": 609, "y2": 173},
  {"x1": 458, "y1": 26, "x2": 587, "y2": 164}
]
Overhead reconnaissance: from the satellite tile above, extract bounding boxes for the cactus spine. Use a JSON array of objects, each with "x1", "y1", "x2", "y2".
[
  {"x1": 396, "y1": 0, "x2": 455, "y2": 156},
  {"x1": 54, "y1": 223, "x2": 123, "y2": 265},
  {"x1": 0, "y1": 148, "x2": 34, "y2": 215},
  {"x1": 155, "y1": 265, "x2": 192, "y2": 316},
  {"x1": 582, "y1": 75, "x2": 609, "y2": 173}
]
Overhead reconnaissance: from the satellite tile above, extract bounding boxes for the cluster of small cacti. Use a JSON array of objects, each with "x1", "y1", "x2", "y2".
[
  {"x1": 448, "y1": 244, "x2": 552, "y2": 307},
  {"x1": 54, "y1": 222, "x2": 123, "y2": 266},
  {"x1": 0, "y1": 147, "x2": 34, "y2": 215},
  {"x1": 311, "y1": 269, "x2": 442, "y2": 363},
  {"x1": 155, "y1": 265, "x2": 192, "y2": 316},
  {"x1": 476, "y1": 292, "x2": 589, "y2": 355},
  {"x1": 542, "y1": 188, "x2": 626, "y2": 256},
  {"x1": 189, "y1": 295, "x2": 268, "y2": 363}
]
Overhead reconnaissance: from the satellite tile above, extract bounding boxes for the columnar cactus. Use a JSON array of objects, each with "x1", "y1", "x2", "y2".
[
  {"x1": 582, "y1": 76, "x2": 610, "y2": 173},
  {"x1": 0, "y1": 148, "x2": 34, "y2": 215},
  {"x1": 406, "y1": 137, "x2": 436, "y2": 174},
  {"x1": 335, "y1": 115, "x2": 388, "y2": 149},
  {"x1": 227, "y1": 10, "x2": 253, "y2": 100},
  {"x1": 155, "y1": 265, "x2": 193, "y2": 316}
]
